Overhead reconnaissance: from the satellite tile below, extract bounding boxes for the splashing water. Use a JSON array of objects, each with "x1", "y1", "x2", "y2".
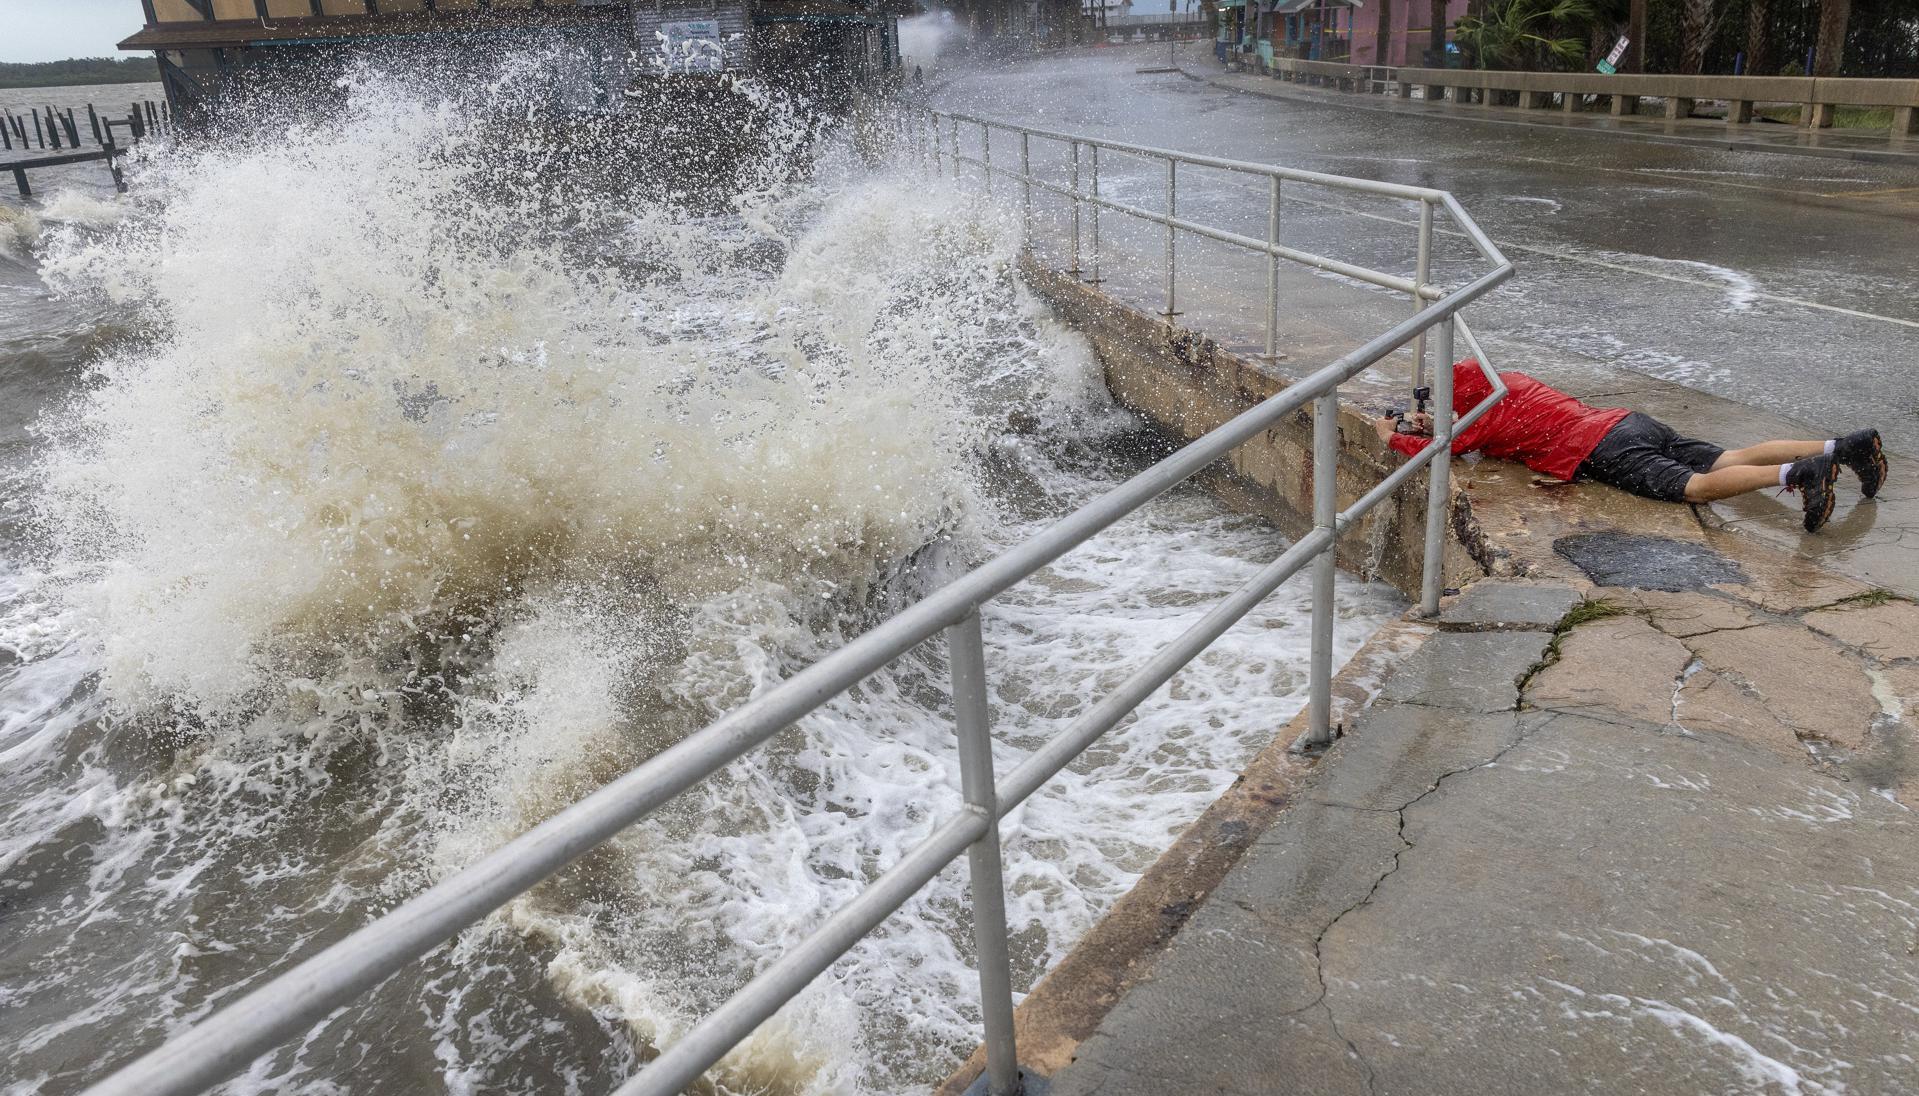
[{"x1": 0, "y1": 59, "x2": 1400, "y2": 1096}]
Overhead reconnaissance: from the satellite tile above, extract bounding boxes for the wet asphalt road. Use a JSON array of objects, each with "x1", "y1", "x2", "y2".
[{"x1": 932, "y1": 46, "x2": 1919, "y2": 454}]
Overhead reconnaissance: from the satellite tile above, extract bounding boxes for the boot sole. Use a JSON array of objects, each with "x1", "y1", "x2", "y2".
[
  {"x1": 1805, "y1": 461, "x2": 1838, "y2": 533},
  {"x1": 1865, "y1": 432, "x2": 1888, "y2": 499},
  {"x1": 1840, "y1": 430, "x2": 1888, "y2": 499}
]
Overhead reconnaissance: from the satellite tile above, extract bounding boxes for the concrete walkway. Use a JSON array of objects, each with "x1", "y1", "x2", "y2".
[
  {"x1": 1180, "y1": 51, "x2": 1919, "y2": 167},
  {"x1": 1044, "y1": 577, "x2": 1919, "y2": 1096}
]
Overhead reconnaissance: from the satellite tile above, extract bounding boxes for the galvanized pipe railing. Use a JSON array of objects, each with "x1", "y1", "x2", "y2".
[{"x1": 77, "y1": 111, "x2": 1513, "y2": 1096}]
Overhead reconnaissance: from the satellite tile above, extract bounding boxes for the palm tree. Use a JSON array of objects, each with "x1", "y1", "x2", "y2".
[
  {"x1": 1813, "y1": 0, "x2": 1851, "y2": 74},
  {"x1": 1679, "y1": 0, "x2": 1721, "y2": 73},
  {"x1": 1745, "y1": 0, "x2": 1772, "y2": 74},
  {"x1": 1454, "y1": 0, "x2": 1597, "y2": 68}
]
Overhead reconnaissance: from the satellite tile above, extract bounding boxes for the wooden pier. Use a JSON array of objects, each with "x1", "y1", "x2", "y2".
[{"x1": 1, "y1": 98, "x2": 169, "y2": 199}]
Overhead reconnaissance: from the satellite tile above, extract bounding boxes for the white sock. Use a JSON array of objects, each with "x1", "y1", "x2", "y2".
[
  {"x1": 1779, "y1": 463, "x2": 1792, "y2": 486},
  {"x1": 1824, "y1": 439, "x2": 1837, "y2": 456}
]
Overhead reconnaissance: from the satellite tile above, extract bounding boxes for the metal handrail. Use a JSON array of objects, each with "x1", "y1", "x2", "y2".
[{"x1": 78, "y1": 111, "x2": 1514, "y2": 1096}]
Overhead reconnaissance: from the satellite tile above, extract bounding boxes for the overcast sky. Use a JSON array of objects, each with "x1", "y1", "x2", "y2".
[{"x1": 1, "y1": 0, "x2": 145, "y2": 64}]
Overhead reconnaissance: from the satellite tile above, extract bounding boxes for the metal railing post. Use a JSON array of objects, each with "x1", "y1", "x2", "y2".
[
  {"x1": 1068, "y1": 140, "x2": 1082, "y2": 275},
  {"x1": 1411, "y1": 197, "x2": 1433, "y2": 394},
  {"x1": 1021, "y1": 130, "x2": 1033, "y2": 241},
  {"x1": 981, "y1": 120, "x2": 992, "y2": 196},
  {"x1": 1419, "y1": 316, "x2": 1457, "y2": 617},
  {"x1": 1265, "y1": 176, "x2": 1281, "y2": 361},
  {"x1": 1163, "y1": 158, "x2": 1178, "y2": 318},
  {"x1": 1306, "y1": 389, "x2": 1339, "y2": 747},
  {"x1": 1088, "y1": 144, "x2": 1101, "y2": 283},
  {"x1": 947, "y1": 612, "x2": 1022, "y2": 1096}
]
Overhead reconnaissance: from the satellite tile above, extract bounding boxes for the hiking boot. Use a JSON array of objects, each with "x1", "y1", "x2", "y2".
[
  {"x1": 1786, "y1": 455, "x2": 1838, "y2": 533},
  {"x1": 1833, "y1": 429, "x2": 1888, "y2": 499}
]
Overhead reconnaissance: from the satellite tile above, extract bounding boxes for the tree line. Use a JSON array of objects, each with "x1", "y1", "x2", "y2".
[
  {"x1": 1443, "y1": 0, "x2": 1918, "y2": 75},
  {"x1": 0, "y1": 57, "x2": 162, "y2": 90}
]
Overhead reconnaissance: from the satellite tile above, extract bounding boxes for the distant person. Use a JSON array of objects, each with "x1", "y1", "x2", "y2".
[
  {"x1": 1376, "y1": 360, "x2": 1888, "y2": 533},
  {"x1": 914, "y1": 65, "x2": 924, "y2": 85}
]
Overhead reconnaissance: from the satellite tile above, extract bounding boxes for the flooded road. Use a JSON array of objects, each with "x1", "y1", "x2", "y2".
[{"x1": 935, "y1": 47, "x2": 1919, "y2": 454}]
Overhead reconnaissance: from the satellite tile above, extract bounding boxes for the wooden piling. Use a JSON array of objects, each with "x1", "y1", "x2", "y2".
[
  {"x1": 32, "y1": 109, "x2": 45, "y2": 149},
  {"x1": 87, "y1": 104, "x2": 103, "y2": 145},
  {"x1": 61, "y1": 110, "x2": 80, "y2": 149}
]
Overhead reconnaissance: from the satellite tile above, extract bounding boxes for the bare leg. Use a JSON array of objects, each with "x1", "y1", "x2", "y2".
[
  {"x1": 1683, "y1": 465, "x2": 1785, "y2": 502},
  {"x1": 1711, "y1": 440, "x2": 1827, "y2": 470}
]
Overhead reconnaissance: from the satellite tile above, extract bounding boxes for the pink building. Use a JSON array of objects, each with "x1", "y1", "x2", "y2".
[
  {"x1": 1244, "y1": 0, "x2": 1468, "y2": 66},
  {"x1": 1346, "y1": 0, "x2": 1469, "y2": 65}
]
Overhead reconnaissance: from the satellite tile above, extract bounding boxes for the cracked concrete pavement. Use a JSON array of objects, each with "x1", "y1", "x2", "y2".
[{"x1": 1043, "y1": 581, "x2": 1919, "y2": 1096}]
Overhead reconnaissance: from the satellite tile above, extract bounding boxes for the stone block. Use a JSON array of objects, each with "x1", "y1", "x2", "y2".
[
  {"x1": 1519, "y1": 89, "x2": 1548, "y2": 109},
  {"x1": 1673, "y1": 668, "x2": 1808, "y2": 760},
  {"x1": 1686, "y1": 623, "x2": 1877, "y2": 749},
  {"x1": 1802, "y1": 599, "x2": 1919, "y2": 661},
  {"x1": 1664, "y1": 96, "x2": 1694, "y2": 119},
  {"x1": 1895, "y1": 105, "x2": 1918, "y2": 135},
  {"x1": 1727, "y1": 99, "x2": 1753, "y2": 124},
  {"x1": 1598, "y1": 587, "x2": 1758, "y2": 638},
  {"x1": 1610, "y1": 94, "x2": 1639, "y2": 116},
  {"x1": 1438, "y1": 580, "x2": 1582, "y2": 631},
  {"x1": 1527, "y1": 616, "x2": 1693, "y2": 727},
  {"x1": 1376, "y1": 630, "x2": 1552, "y2": 712},
  {"x1": 1803, "y1": 101, "x2": 1836, "y2": 127}
]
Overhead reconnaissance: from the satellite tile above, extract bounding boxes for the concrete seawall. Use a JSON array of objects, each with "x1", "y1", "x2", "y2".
[
  {"x1": 1021, "y1": 257, "x2": 1491, "y2": 602},
  {"x1": 937, "y1": 253, "x2": 1919, "y2": 1096}
]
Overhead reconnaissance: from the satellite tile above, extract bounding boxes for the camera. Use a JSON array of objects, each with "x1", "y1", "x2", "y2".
[{"x1": 1392, "y1": 386, "x2": 1434, "y2": 434}]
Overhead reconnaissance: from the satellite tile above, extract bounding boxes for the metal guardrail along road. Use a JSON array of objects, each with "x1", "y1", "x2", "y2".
[{"x1": 77, "y1": 111, "x2": 1514, "y2": 1096}]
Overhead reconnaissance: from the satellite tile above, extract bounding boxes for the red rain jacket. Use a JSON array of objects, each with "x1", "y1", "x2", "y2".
[{"x1": 1389, "y1": 361, "x2": 1631, "y2": 482}]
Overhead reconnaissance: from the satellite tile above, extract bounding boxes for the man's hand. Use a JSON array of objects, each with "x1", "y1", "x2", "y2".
[{"x1": 1375, "y1": 413, "x2": 1436, "y2": 444}]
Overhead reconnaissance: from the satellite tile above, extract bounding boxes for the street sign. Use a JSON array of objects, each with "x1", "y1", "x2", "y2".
[{"x1": 1596, "y1": 35, "x2": 1629, "y2": 75}]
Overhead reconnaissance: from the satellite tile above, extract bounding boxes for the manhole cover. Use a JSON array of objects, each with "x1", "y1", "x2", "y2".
[{"x1": 1553, "y1": 533, "x2": 1747, "y2": 592}]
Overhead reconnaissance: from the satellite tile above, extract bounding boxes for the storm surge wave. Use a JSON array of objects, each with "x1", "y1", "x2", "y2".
[{"x1": 0, "y1": 60, "x2": 1397, "y2": 1096}]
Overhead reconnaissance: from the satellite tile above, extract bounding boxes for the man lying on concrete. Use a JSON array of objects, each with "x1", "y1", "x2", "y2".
[{"x1": 1374, "y1": 360, "x2": 1888, "y2": 532}]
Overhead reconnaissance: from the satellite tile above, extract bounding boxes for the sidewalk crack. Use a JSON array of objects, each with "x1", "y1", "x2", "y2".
[{"x1": 1302, "y1": 712, "x2": 1559, "y2": 1093}]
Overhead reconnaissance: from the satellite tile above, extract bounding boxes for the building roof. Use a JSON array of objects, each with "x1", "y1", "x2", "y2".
[
  {"x1": 118, "y1": 7, "x2": 627, "y2": 50},
  {"x1": 117, "y1": 1, "x2": 887, "y2": 51}
]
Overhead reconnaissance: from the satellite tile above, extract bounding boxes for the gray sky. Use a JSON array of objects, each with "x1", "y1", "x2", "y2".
[{"x1": 1, "y1": 0, "x2": 146, "y2": 64}]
